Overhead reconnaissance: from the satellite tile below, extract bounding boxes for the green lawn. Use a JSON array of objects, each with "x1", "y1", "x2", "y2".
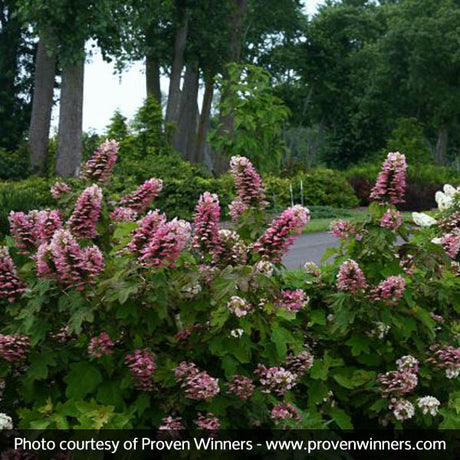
[{"x1": 302, "y1": 208, "x2": 414, "y2": 234}]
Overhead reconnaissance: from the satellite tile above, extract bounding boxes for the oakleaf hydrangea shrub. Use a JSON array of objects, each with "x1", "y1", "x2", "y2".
[
  {"x1": 0, "y1": 145, "x2": 458, "y2": 430},
  {"x1": 283, "y1": 152, "x2": 459, "y2": 429},
  {"x1": 0, "y1": 141, "x2": 314, "y2": 429}
]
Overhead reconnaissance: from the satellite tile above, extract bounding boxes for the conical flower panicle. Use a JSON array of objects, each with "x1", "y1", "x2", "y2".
[
  {"x1": 370, "y1": 152, "x2": 407, "y2": 205},
  {"x1": 0, "y1": 247, "x2": 26, "y2": 303},
  {"x1": 253, "y1": 205, "x2": 310, "y2": 262},
  {"x1": 120, "y1": 178, "x2": 163, "y2": 214},
  {"x1": 229, "y1": 156, "x2": 267, "y2": 221},
  {"x1": 192, "y1": 192, "x2": 222, "y2": 255},
  {"x1": 127, "y1": 210, "x2": 167, "y2": 256},
  {"x1": 36, "y1": 229, "x2": 104, "y2": 289},
  {"x1": 82, "y1": 139, "x2": 119, "y2": 184},
  {"x1": 68, "y1": 185, "x2": 103, "y2": 239},
  {"x1": 336, "y1": 259, "x2": 368, "y2": 293}
]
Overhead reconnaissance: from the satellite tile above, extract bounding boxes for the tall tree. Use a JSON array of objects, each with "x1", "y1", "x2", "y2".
[{"x1": 28, "y1": 38, "x2": 56, "y2": 175}]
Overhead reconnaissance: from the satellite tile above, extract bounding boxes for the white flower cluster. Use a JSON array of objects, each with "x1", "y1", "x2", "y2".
[
  {"x1": 229, "y1": 328, "x2": 244, "y2": 338},
  {"x1": 389, "y1": 398, "x2": 415, "y2": 421},
  {"x1": 417, "y1": 396, "x2": 440, "y2": 416},
  {"x1": 227, "y1": 296, "x2": 252, "y2": 318},
  {"x1": 368, "y1": 322, "x2": 390, "y2": 339},
  {"x1": 0, "y1": 413, "x2": 13, "y2": 430},
  {"x1": 412, "y1": 212, "x2": 437, "y2": 227},
  {"x1": 435, "y1": 184, "x2": 460, "y2": 211},
  {"x1": 255, "y1": 259, "x2": 274, "y2": 277},
  {"x1": 181, "y1": 281, "x2": 202, "y2": 298}
]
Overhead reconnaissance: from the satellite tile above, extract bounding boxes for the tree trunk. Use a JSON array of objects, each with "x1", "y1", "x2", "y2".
[
  {"x1": 29, "y1": 39, "x2": 56, "y2": 175},
  {"x1": 213, "y1": 0, "x2": 248, "y2": 174},
  {"x1": 165, "y1": 3, "x2": 188, "y2": 123},
  {"x1": 56, "y1": 57, "x2": 84, "y2": 177},
  {"x1": 146, "y1": 55, "x2": 161, "y2": 105},
  {"x1": 435, "y1": 126, "x2": 448, "y2": 166},
  {"x1": 192, "y1": 75, "x2": 214, "y2": 164},
  {"x1": 173, "y1": 64, "x2": 199, "y2": 159}
]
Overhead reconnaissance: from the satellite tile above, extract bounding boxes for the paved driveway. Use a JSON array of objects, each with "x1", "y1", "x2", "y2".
[{"x1": 282, "y1": 232, "x2": 338, "y2": 269}]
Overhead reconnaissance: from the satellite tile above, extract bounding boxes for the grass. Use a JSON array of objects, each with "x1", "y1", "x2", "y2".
[{"x1": 302, "y1": 207, "x2": 414, "y2": 234}]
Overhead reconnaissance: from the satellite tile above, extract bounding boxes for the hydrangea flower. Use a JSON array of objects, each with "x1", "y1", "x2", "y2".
[
  {"x1": 380, "y1": 209, "x2": 402, "y2": 230},
  {"x1": 0, "y1": 247, "x2": 26, "y2": 303},
  {"x1": 417, "y1": 396, "x2": 440, "y2": 416},
  {"x1": 192, "y1": 192, "x2": 222, "y2": 255},
  {"x1": 370, "y1": 275, "x2": 406, "y2": 305},
  {"x1": 271, "y1": 403, "x2": 302, "y2": 424},
  {"x1": 276, "y1": 289, "x2": 309, "y2": 311},
  {"x1": 396, "y1": 355, "x2": 419, "y2": 374},
  {"x1": 68, "y1": 185, "x2": 102, "y2": 239},
  {"x1": 125, "y1": 349, "x2": 156, "y2": 392},
  {"x1": 254, "y1": 205, "x2": 310, "y2": 262},
  {"x1": 226, "y1": 375, "x2": 255, "y2": 399},
  {"x1": 336, "y1": 259, "x2": 368, "y2": 293},
  {"x1": 110, "y1": 207, "x2": 138, "y2": 222},
  {"x1": 138, "y1": 218, "x2": 191, "y2": 268},
  {"x1": 435, "y1": 184, "x2": 459, "y2": 211},
  {"x1": 159, "y1": 416, "x2": 185, "y2": 430},
  {"x1": 389, "y1": 398, "x2": 415, "y2": 421},
  {"x1": 370, "y1": 152, "x2": 407, "y2": 205},
  {"x1": 412, "y1": 212, "x2": 437, "y2": 227},
  {"x1": 51, "y1": 182, "x2": 72, "y2": 199},
  {"x1": 255, "y1": 259, "x2": 274, "y2": 277},
  {"x1": 228, "y1": 156, "x2": 267, "y2": 221},
  {"x1": 214, "y1": 229, "x2": 247, "y2": 265},
  {"x1": 120, "y1": 178, "x2": 163, "y2": 214},
  {"x1": 194, "y1": 413, "x2": 220, "y2": 430},
  {"x1": 88, "y1": 332, "x2": 114, "y2": 359},
  {"x1": 329, "y1": 220, "x2": 361, "y2": 240},
  {"x1": 227, "y1": 296, "x2": 252, "y2": 317},
  {"x1": 0, "y1": 334, "x2": 30, "y2": 363},
  {"x1": 426, "y1": 345, "x2": 460, "y2": 379},
  {"x1": 127, "y1": 210, "x2": 167, "y2": 256},
  {"x1": 82, "y1": 139, "x2": 118, "y2": 184},
  {"x1": 285, "y1": 351, "x2": 314, "y2": 377},
  {"x1": 0, "y1": 413, "x2": 13, "y2": 430},
  {"x1": 378, "y1": 369, "x2": 418, "y2": 398},
  {"x1": 255, "y1": 364, "x2": 298, "y2": 395},
  {"x1": 36, "y1": 229, "x2": 104, "y2": 289}
]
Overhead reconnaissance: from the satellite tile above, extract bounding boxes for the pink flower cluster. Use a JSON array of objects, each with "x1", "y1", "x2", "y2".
[
  {"x1": 195, "y1": 413, "x2": 220, "y2": 430},
  {"x1": 226, "y1": 375, "x2": 255, "y2": 399},
  {"x1": 82, "y1": 139, "x2": 118, "y2": 184},
  {"x1": 255, "y1": 364, "x2": 297, "y2": 395},
  {"x1": 440, "y1": 231, "x2": 460, "y2": 260},
  {"x1": 50, "y1": 181, "x2": 71, "y2": 199},
  {"x1": 0, "y1": 334, "x2": 30, "y2": 362},
  {"x1": 88, "y1": 331, "x2": 114, "y2": 358},
  {"x1": 120, "y1": 178, "x2": 163, "y2": 214},
  {"x1": 380, "y1": 209, "x2": 402, "y2": 230},
  {"x1": 370, "y1": 152, "x2": 407, "y2": 205},
  {"x1": 276, "y1": 289, "x2": 309, "y2": 312},
  {"x1": 378, "y1": 356, "x2": 418, "y2": 398},
  {"x1": 388, "y1": 398, "x2": 415, "y2": 421},
  {"x1": 271, "y1": 403, "x2": 302, "y2": 424},
  {"x1": 285, "y1": 351, "x2": 314, "y2": 377},
  {"x1": 228, "y1": 156, "x2": 267, "y2": 221},
  {"x1": 127, "y1": 210, "x2": 191, "y2": 268},
  {"x1": 110, "y1": 207, "x2": 137, "y2": 222},
  {"x1": 174, "y1": 361, "x2": 220, "y2": 400},
  {"x1": 36, "y1": 229, "x2": 104, "y2": 289},
  {"x1": 336, "y1": 259, "x2": 368, "y2": 293},
  {"x1": 125, "y1": 349, "x2": 156, "y2": 391},
  {"x1": 426, "y1": 345, "x2": 460, "y2": 379},
  {"x1": 329, "y1": 220, "x2": 362, "y2": 240},
  {"x1": 254, "y1": 205, "x2": 310, "y2": 263},
  {"x1": 370, "y1": 275, "x2": 406, "y2": 305},
  {"x1": 9, "y1": 210, "x2": 62, "y2": 253},
  {"x1": 159, "y1": 416, "x2": 185, "y2": 430},
  {"x1": 192, "y1": 192, "x2": 222, "y2": 254},
  {"x1": 214, "y1": 229, "x2": 248, "y2": 266},
  {"x1": 0, "y1": 247, "x2": 26, "y2": 303},
  {"x1": 68, "y1": 185, "x2": 102, "y2": 239}
]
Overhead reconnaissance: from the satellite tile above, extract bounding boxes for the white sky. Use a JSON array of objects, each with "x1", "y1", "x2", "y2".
[{"x1": 58, "y1": 0, "x2": 323, "y2": 134}]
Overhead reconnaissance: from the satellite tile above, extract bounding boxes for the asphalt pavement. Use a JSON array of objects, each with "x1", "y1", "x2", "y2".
[{"x1": 282, "y1": 232, "x2": 338, "y2": 269}]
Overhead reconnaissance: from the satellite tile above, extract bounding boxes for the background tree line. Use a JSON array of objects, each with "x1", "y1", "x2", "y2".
[{"x1": 0, "y1": 0, "x2": 459, "y2": 179}]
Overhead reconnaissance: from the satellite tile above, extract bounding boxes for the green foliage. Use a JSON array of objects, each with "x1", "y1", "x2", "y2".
[
  {"x1": 209, "y1": 64, "x2": 290, "y2": 173},
  {"x1": 0, "y1": 177, "x2": 54, "y2": 236},
  {"x1": 265, "y1": 169, "x2": 359, "y2": 211},
  {"x1": 0, "y1": 145, "x2": 30, "y2": 180},
  {"x1": 386, "y1": 118, "x2": 433, "y2": 164}
]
